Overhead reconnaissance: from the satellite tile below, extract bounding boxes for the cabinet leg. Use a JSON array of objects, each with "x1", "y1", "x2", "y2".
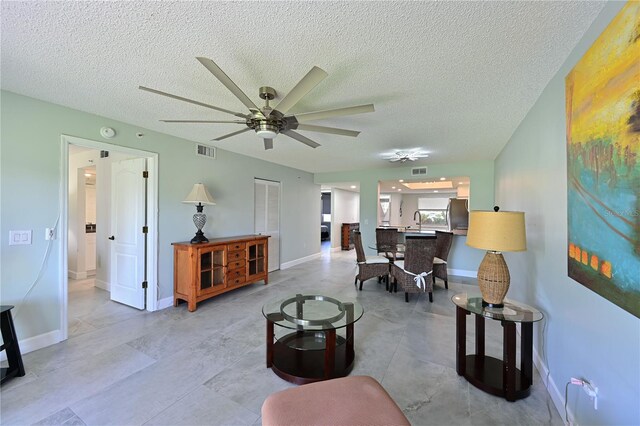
[
  {"x1": 187, "y1": 301, "x2": 196, "y2": 312},
  {"x1": 266, "y1": 319, "x2": 274, "y2": 368},
  {"x1": 521, "y1": 322, "x2": 533, "y2": 388},
  {"x1": 324, "y1": 329, "x2": 336, "y2": 380},
  {"x1": 503, "y1": 321, "x2": 517, "y2": 401},
  {"x1": 456, "y1": 306, "x2": 467, "y2": 376}
]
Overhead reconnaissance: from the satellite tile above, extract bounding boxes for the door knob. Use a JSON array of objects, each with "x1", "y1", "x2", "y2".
[{"x1": 108, "y1": 236, "x2": 115, "y2": 240}]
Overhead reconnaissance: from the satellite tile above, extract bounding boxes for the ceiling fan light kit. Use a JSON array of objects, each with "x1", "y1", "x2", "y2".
[
  {"x1": 386, "y1": 151, "x2": 429, "y2": 163},
  {"x1": 140, "y1": 58, "x2": 375, "y2": 150}
]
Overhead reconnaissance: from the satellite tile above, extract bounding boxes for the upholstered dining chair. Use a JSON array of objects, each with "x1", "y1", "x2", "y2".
[
  {"x1": 354, "y1": 231, "x2": 390, "y2": 291},
  {"x1": 390, "y1": 237, "x2": 437, "y2": 302},
  {"x1": 375, "y1": 228, "x2": 404, "y2": 261},
  {"x1": 432, "y1": 231, "x2": 454, "y2": 289}
]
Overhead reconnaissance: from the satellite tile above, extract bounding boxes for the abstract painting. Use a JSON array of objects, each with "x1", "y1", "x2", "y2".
[{"x1": 566, "y1": 2, "x2": 639, "y2": 318}]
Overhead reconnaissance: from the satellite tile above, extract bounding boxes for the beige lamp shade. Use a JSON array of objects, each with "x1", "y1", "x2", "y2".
[
  {"x1": 183, "y1": 183, "x2": 216, "y2": 205},
  {"x1": 466, "y1": 210, "x2": 526, "y2": 252}
]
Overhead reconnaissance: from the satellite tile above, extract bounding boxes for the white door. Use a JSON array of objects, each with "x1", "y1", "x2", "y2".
[
  {"x1": 255, "y1": 179, "x2": 280, "y2": 272},
  {"x1": 110, "y1": 158, "x2": 147, "y2": 309}
]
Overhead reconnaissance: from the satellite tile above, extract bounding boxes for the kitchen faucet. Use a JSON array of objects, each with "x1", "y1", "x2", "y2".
[{"x1": 413, "y1": 210, "x2": 422, "y2": 232}]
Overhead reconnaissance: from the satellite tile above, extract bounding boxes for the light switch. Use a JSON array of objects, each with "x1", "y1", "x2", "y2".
[{"x1": 9, "y1": 230, "x2": 32, "y2": 245}]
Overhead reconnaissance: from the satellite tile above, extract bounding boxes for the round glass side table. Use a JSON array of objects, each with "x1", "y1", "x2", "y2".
[{"x1": 262, "y1": 294, "x2": 364, "y2": 385}]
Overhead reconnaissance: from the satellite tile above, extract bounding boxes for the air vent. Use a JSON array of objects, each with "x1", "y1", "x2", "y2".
[
  {"x1": 196, "y1": 144, "x2": 216, "y2": 159},
  {"x1": 411, "y1": 167, "x2": 427, "y2": 176}
]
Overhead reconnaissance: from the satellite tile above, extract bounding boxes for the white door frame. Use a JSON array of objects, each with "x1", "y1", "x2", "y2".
[
  {"x1": 254, "y1": 178, "x2": 281, "y2": 272},
  {"x1": 59, "y1": 135, "x2": 159, "y2": 341}
]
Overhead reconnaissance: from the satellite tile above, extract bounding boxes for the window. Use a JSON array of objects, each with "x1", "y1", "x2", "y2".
[{"x1": 417, "y1": 197, "x2": 449, "y2": 228}]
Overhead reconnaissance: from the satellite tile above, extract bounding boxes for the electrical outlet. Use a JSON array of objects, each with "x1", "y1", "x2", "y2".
[{"x1": 45, "y1": 228, "x2": 56, "y2": 240}]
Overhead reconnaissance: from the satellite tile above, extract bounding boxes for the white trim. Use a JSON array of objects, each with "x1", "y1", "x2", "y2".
[
  {"x1": 67, "y1": 270, "x2": 87, "y2": 280},
  {"x1": 0, "y1": 330, "x2": 62, "y2": 362},
  {"x1": 447, "y1": 268, "x2": 476, "y2": 277},
  {"x1": 95, "y1": 279, "x2": 110, "y2": 291},
  {"x1": 533, "y1": 335, "x2": 570, "y2": 425},
  {"x1": 156, "y1": 297, "x2": 174, "y2": 310},
  {"x1": 281, "y1": 252, "x2": 321, "y2": 270},
  {"x1": 331, "y1": 246, "x2": 342, "y2": 252},
  {"x1": 60, "y1": 135, "x2": 160, "y2": 341}
]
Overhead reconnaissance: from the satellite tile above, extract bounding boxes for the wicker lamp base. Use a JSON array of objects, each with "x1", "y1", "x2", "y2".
[{"x1": 477, "y1": 251, "x2": 510, "y2": 308}]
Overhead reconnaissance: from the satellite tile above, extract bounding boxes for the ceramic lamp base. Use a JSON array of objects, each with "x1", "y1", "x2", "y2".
[
  {"x1": 477, "y1": 251, "x2": 510, "y2": 307},
  {"x1": 191, "y1": 209, "x2": 209, "y2": 244}
]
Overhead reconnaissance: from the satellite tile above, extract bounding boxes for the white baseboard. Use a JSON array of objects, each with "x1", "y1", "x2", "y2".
[
  {"x1": 68, "y1": 270, "x2": 87, "y2": 280},
  {"x1": 447, "y1": 268, "x2": 476, "y2": 278},
  {"x1": 156, "y1": 297, "x2": 174, "y2": 311},
  {"x1": 532, "y1": 337, "x2": 572, "y2": 425},
  {"x1": 281, "y1": 252, "x2": 321, "y2": 270},
  {"x1": 95, "y1": 279, "x2": 110, "y2": 291},
  {"x1": 0, "y1": 330, "x2": 62, "y2": 362},
  {"x1": 331, "y1": 246, "x2": 342, "y2": 252}
]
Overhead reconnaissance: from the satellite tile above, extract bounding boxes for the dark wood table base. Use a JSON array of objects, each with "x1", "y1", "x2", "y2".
[
  {"x1": 267, "y1": 319, "x2": 355, "y2": 385},
  {"x1": 1, "y1": 306, "x2": 25, "y2": 385},
  {"x1": 456, "y1": 306, "x2": 533, "y2": 401}
]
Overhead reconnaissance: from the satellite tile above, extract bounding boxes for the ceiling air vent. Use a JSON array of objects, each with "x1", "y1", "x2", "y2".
[
  {"x1": 411, "y1": 167, "x2": 427, "y2": 176},
  {"x1": 196, "y1": 144, "x2": 216, "y2": 159}
]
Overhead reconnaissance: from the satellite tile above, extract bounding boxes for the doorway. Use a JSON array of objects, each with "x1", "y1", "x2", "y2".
[
  {"x1": 321, "y1": 191, "x2": 331, "y2": 253},
  {"x1": 60, "y1": 135, "x2": 158, "y2": 341},
  {"x1": 254, "y1": 178, "x2": 280, "y2": 272}
]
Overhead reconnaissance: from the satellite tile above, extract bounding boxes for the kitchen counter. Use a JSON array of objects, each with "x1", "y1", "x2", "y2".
[{"x1": 379, "y1": 227, "x2": 467, "y2": 236}]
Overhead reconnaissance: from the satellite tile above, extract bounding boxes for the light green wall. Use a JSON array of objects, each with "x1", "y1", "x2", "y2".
[
  {"x1": 315, "y1": 160, "x2": 494, "y2": 272},
  {"x1": 494, "y1": 2, "x2": 638, "y2": 424},
  {"x1": 0, "y1": 90, "x2": 320, "y2": 340}
]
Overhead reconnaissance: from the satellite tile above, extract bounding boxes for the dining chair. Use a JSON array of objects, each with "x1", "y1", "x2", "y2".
[
  {"x1": 354, "y1": 231, "x2": 390, "y2": 291},
  {"x1": 390, "y1": 237, "x2": 437, "y2": 302},
  {"x1": 375, "y1": 228, "x2": 404, "y2": 261},
  {"x1": 432, "y1": 231, "x2": 454, "y2": 289}
]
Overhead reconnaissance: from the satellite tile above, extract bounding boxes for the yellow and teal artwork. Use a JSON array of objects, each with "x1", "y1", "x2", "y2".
[{"x1": 566, "y1": 2, "x2": 639, "y2": 318}]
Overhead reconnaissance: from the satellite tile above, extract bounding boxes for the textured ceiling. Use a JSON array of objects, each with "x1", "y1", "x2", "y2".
[{"x1": 1, "y1": 1, "x2": 605, "y2": 173}]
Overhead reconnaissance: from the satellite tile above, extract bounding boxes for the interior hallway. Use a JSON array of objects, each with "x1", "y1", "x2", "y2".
[{"x1": 1, "y1": 250, "x2": 560, "y2": 425}]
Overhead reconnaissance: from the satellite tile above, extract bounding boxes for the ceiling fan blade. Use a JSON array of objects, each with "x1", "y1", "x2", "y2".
[
  {"x1": 160, "y1": 120, "x2": 246, "y2": 123},
  {"x1": 263, "y1": 139, "x2": 274, "y2": 150},
  {"x1": 196, "y1": 57, "x2": 262, "y2": 115},
  {"x1": 389, "y1": 158, "x2": 402, "y2": 162},
  {"x1": 139, "y1": 86, "x2": 247, "y2": 118},
  {"x1": 296, "y1": 124, "x2": 360, "y2": 137},
  {"x1": 212, "y1": 127, "x2": 252, "y2": 141},
  {"x1": 281, "y1": 130, "x2": 321, "y2": 148},
  {"x1": 271, "y1": 66, "x2": 328, "y2": 118},
  {"x1": 294, "y1": 104, "x2": 375, "y2": 123}
]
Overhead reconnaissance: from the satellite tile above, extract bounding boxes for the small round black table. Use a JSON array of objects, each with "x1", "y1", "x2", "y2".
[
  {"x1": 263, "y1": 294, "x2": 364, "y2": 385},
  {"x1": 452, "y1": 293, "x2": 543, "y2": 401}
]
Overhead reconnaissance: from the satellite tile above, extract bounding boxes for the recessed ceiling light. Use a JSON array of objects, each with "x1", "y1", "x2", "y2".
[
  {"x1": 440, "y1": 177, "x2": 446, "y2": 181},
  {"x1": 392, "y1": 186, "x2": 396, "y2": 189},
  {"x1": 434, "y1": 190, "x2": 439, "y2": 193},
  {"x1": 399, "y1": 179, "x2": 404, "y2": 182},
  {"x1": 350, "y1": 185, "x2": 356, "y2": 189},
  {"x1": 458, "y1": 182, "x2": 465, "y2": 185},
  {"x1": 397, "y1": 189, "x2": 402, "y2": 191},
  {"x1": 84, "y1": 173, "x2": 92, "y2": 177}
]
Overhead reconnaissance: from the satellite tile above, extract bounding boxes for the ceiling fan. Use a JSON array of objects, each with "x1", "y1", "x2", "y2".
[
  {"x1": 387, "y1": 151, "x2": 430, "y2": 162},
  {"x1": 139, "y1": 57, "x2": 375, "y2": 150}
]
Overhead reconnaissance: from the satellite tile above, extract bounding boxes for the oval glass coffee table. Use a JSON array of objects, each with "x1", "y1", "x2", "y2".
[
  {"x1": 452, "y1": 292, "x2": 543, "y2": 401},
  {"x1": 262, "y1": 294, "x2": 364, "y2": 384}
]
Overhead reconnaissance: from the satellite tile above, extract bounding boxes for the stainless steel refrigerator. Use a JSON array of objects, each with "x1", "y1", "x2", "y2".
[{"x1": 447, "y1": 198, "x2": 469, "y2": 231}]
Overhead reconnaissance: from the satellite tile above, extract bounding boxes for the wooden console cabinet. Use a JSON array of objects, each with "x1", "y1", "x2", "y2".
[
  {"x1": 173, "y1": 235, "x2": 269, "y2": 312},
  {"x1": 341, "y1": 223, "x2": 359, "y2": 250}
]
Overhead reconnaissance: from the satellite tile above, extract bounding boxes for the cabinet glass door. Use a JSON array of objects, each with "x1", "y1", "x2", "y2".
[
  {"x1": 248, "y1": 241, "x2": 266, "y2": 277},
  {"x1": 198, "y1": 247, "x2": 226, "y2": 295}
]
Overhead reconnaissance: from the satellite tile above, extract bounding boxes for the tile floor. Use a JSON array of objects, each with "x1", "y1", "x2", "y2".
[{"x1": 1, "y1": 249, "x2": 561, "y2": 425}]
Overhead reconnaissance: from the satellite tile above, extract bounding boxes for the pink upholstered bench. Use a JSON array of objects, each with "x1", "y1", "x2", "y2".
[{"x1": 261, "y1": 376, "x2": 410, "y2": 426}]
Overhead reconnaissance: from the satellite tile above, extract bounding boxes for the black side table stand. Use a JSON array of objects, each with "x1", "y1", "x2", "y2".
[
  {"x1": 452, "y1": 294, "x2": 543, "y2": 402},
  {"x1": 1, "y1": 305, "x2": 26, "y2": 385}
]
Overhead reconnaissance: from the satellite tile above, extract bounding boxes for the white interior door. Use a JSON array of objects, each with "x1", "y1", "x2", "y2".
[
  {"x1": 255, "y1": 179, "x2": 280, "y2": 272},
  {"x1": 110, "y1": 158, "x2": 147, "y2": 309}
]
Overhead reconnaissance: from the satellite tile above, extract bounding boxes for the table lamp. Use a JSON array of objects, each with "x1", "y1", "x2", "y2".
[
  {"x1": 466, "y1": 206, "x2": 526, "y2": 307},
  {"x1": 183, "y1": 183, "x2": 216, "y2": 243}
]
